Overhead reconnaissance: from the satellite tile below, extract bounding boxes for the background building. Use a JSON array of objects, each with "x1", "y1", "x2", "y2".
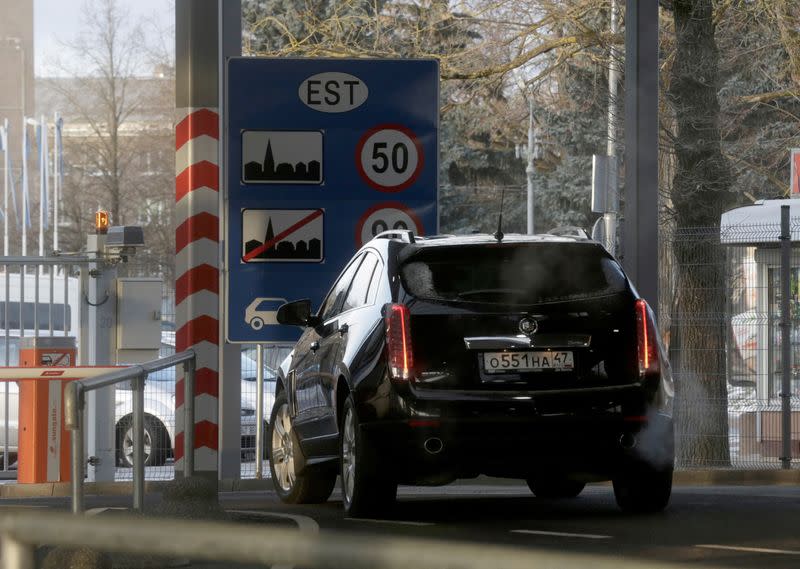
[{"x1": 0, "y1": 0, "x2": 34, "y2": 205}]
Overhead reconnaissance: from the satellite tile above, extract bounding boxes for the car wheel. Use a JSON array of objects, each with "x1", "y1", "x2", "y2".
[
  {"x1": 268, "y1": 392, "x2": 335, "y2": 504},
  {"x1": 613, "y1": 463, "x2": 673, "y2": 513},
  {"x1": 250, "y1": 317, "x2": 264, "y2": 331},
  {"x1": 526, "y1": 477, "x2": 586, "y2": 499},
  {"x1": 340, "y1": 395, "x2": 397, "y2": 518},
  {"x1": 116, "y1": 415, "x2": 170, "y2": 468}
]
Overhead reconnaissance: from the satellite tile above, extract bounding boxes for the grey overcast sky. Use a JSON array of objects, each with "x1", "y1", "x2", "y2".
[{"x1": 35, "y1": 0, "x2": 173, "y2": 76}]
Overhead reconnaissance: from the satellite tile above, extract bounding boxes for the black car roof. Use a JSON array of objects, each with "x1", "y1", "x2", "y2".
[
  {"x1": 377, "y1": 233, "x2": 608, "y2": 266},
  {"x1": 409, "y1": 233, "x2": 593, "y2": 247},
  {"x1": 359, "y1": 232, "x2": 607, "y2": 268}
]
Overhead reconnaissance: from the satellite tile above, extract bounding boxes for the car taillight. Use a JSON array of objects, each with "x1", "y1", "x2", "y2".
[
  {"x1": 635, "y1": 299, "x2": 659, "y2": 377},
  {"x1": 385, "y1": 303, "x2": 413, "y2": 381}
]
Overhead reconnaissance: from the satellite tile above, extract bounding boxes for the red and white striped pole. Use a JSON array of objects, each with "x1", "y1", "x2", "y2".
[{"x1": 174, "y1": 0, "x2": 221, "y2": 478}]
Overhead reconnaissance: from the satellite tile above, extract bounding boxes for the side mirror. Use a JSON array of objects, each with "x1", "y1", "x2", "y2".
[{"x1": 277, "y1": 299, "x2": 321, "y2": 327}]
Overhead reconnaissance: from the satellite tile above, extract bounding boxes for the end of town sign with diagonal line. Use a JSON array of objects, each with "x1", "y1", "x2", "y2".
[{"x1": 242, "y1": 209, "x2": 324, "y2": 263}]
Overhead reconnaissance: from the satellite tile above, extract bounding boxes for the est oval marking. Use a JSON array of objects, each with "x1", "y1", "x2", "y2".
[{"x1": 298, "y1": 72, "x2": 368, "y2": 113}]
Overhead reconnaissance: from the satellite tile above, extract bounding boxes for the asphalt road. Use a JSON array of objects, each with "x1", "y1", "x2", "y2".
[{"x1": 2, "y1": 482, "x2": 799, "y2": 568}]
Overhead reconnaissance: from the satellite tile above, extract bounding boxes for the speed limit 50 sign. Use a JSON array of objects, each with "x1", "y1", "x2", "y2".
[
  {"x1": 356, "y1": 124, "x2": 424, "y2": 192},
  {"x1": 227, "y1": 58, "x2": 438, "y2": 342}
]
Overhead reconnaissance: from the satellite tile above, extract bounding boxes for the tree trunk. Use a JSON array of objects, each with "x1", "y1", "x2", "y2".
[{"x1": 667, "y1": 0, "x2": 735, "y2": 465}]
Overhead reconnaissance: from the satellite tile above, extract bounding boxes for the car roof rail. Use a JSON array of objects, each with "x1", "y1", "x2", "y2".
[
  {"x1": 373, "y1": 230, "x2": 416, "y2": 244},
  {"x1": 547, "y1": 226, "x2": 589, "y2": 239}
]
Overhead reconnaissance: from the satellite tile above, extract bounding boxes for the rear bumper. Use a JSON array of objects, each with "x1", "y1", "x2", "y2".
[
  {"x1": 360, "y1": 405, "x2": 673, "y2": 483},
  {"x1": 354, "y1": 373, "x2": 673, "y2": 483}
]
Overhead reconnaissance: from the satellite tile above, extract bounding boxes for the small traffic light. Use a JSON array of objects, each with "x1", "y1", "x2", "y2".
[{"x1": 95, "y1": 210, "x2": 110, "y2": 235}]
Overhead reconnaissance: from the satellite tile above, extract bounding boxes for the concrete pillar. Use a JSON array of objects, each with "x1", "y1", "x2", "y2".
[{"x1": 174, "y1": 0, "x2": 223, "y2": 479}]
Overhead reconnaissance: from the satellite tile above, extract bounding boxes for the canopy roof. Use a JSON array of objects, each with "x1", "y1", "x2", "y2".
[{"x1": 720, "y1": 199, "x2": 800, "y2": 245}]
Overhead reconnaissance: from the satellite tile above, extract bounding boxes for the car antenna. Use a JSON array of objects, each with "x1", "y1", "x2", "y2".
[{"x1": 493, "y1": 188, "x2": 505, "y2": 242}]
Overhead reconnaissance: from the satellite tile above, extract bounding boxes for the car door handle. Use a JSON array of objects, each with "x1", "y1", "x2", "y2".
[
  {"x1": 310, "y1": 341, "x2": 320, "y2": 353},
  {"x1": 338, "y1": 324, "x2": 349, "y2": 336}
]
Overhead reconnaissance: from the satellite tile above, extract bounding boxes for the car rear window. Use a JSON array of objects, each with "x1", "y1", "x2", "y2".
[{"x1": 400, "y1": 243, "x2": 627, "y2": 304}]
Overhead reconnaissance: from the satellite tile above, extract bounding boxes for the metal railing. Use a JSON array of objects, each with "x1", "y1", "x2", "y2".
[
  {"x1": 64, "y1": 349, "x2": 196, "y2": 514},
  {"x1": 0, "y1": 510, "x2": 712, "y2": 569}
]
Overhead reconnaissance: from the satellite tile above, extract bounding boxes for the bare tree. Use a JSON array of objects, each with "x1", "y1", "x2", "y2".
[
  {"x1": 43, "y1": 0, "x2": 175, "y2": 281},
  {"x1": 48, "y1": 0, "x2": 145, "y2": 226}
]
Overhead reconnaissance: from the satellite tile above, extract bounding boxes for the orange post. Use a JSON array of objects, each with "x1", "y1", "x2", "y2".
[{"x1": 17, "y1": 337, "x2": 77, "y2": 483}]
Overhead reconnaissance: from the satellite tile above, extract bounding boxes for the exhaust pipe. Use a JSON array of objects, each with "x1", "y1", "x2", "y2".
[
  {"x1": 424, "y1": 437, "x2": 444, "y2": 455},
  {"x1": 619, "y1": 433, "x2": 637, "y2": 450}
]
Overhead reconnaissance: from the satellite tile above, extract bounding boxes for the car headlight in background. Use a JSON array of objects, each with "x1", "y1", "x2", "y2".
[{"x1": 241, "y1": 408, "x2": 255, "y2": 417}]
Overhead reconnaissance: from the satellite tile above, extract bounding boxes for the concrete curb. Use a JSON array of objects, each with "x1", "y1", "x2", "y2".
[
  {"x1": 1, "y1": 470, "x2": 798, "y2": 499},
  {"x1": 0, "y1": 481, "x2": 173, "y2": 499},
  {"x1": 452, "y1": 470, "x2": 800, "y2": 487},
  {"x1": 673, "y1": 469, "x2": 800, "y2": 486}
]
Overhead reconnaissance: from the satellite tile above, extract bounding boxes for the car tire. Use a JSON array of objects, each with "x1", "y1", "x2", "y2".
[
  {"x1": 250, "y1": 317, "x2": 264, "y2": 331},
  {"x1": 613, "y1": 462, "x2": 673, "y2": 514},
  {"x1": 268, "y1": 392, "x2": 336, "y2": 504},
  {"x1": 526, "y1": 477, "x2": 586, "y2": 499},
  {"x1": 340, "y1": 395, "x2": 397, "y2": 518},
  {"x1": 116, "y1": 414, "x2": 170, "y2": 468}
]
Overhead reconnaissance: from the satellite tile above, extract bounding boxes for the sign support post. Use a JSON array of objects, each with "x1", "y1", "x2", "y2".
[
  {"x1": 623, "y1": 0, "x2": 659, "y2": 318},
  {"x1": 218, "y1": 0, "x2": 242, "y2": 480}
]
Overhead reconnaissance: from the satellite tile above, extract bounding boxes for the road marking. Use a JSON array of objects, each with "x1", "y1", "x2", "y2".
[
  {"x1": 696, "y1": 544, "x2": 800, "y2": 556},
  {"x1": 85, "y1": 507, "x2": 128, "y2": 516},
  {"x1": 226, "y1": 510, "x2": 319, "y2": 533},
  {"x1": 512, "y1": 529, "x2": 612, "y2": 540},
  {"x1": 346, "y1": 518, "x2": 434, "y2": 526}
]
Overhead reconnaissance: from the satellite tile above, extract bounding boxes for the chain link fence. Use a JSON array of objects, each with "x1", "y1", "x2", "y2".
[{"x1": 661, "y1": 217, "x2": 800, "y2": 469}]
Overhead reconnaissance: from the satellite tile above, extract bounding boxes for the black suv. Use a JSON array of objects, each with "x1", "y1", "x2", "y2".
[{"x1": 270, "y1": 231, "x2": 674, "y2": 516}]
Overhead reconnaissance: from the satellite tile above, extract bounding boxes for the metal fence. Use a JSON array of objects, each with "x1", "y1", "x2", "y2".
[
  {"x1": 65, "y1": 350, "x2": 196, "y2": 513},
  {"x1": 7, "y1": 214, "x2": 800, "y2": 490},
  {"x1": 146, "y1": 260, "x2": 291, "y2": 480},
  {"x1": 661, "y1": 212, "x2": 800, "y2": 469},
  {"x1": 119, "y1": 295, "x2": 289, "y2": 482},
  {"x1": 0, "y1": 252, "x2": 291, "y2": 484},
  {"x1": 0, "y1": 257, "x2": 88, "y2": 475},
  {"x1": 113, "y1": 347, "x2": 179, "y2": 482},
  {"x1": 240, "y1": 344, "x2": 290, "y2": 479}
]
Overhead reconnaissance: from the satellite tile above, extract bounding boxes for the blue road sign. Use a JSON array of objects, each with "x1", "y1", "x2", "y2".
[{"x1": 225, "y1": 58, "x2": 439, "y2": 343}]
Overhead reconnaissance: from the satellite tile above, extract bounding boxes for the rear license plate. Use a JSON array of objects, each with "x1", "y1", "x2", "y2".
[{"x1": 483, "y1": 351, "x2": 574, "y2": 373}]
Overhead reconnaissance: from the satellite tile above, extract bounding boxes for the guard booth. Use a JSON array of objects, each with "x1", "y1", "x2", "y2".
[{"x1": 721, "y1": 199, "x2": 800, "y2": 460}]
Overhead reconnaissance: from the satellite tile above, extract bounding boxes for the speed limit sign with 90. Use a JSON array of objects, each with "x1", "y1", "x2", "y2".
[
  {"x1": 356, "y1": 202, "x2": 425, "y2": 248},
  {"x1": 356, "y1": 124, "x2": 424, "y2": 192}
]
